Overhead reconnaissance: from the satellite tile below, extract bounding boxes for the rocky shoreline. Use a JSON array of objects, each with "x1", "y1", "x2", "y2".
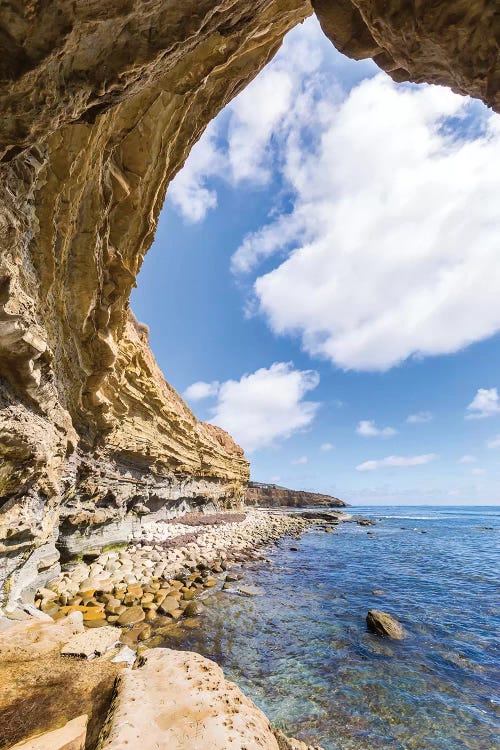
[
  {"x1": 1, "y1": 509, "x2": 346, "y2": 749},
  {"x1": 29, "y1": 510, "x2": 345, "y2": 641}
]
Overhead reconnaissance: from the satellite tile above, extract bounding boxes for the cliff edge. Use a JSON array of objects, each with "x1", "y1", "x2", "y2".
[{"x1": 246, "y1": 482, "x2": 348, "y2": 508}]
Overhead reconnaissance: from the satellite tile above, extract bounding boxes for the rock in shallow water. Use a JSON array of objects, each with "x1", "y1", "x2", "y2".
[
  {"x1": 117, "y1": 606, "x2": 145, "y2": 626},
  {"x1": 366, "y1": 609, "x2": 405, "y2": 640}
]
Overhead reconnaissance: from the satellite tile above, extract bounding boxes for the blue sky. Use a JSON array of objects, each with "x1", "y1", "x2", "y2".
[{"x1": 132, "y1": 18, "x2": 500, "y2": 505}]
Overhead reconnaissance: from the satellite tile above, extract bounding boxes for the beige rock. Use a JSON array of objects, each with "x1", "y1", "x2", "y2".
[
  {"x1": 312, "y1": 0, "x2": 499, "y2": 113},
  {"x1": 61, "y1": 626, "x2": 120, "y2": 658},
  {"x1": 0, "y1": 614, "x2": 84, "y2": 662},
  {"x1": 366, "y1": 609, "x2": 405, "y2": 639},
  {"x1": 158, "y1": 596, "x2": 180, "y2": 614},
  {"x1": 273, "y1": 729, "x2": 323, "y2": 750},
  {"x1": 99, "y1": 649, "x2": 284, "y2": 749},
  {"x1": 10, "y1": 715, "x2": 88, "y2": 750}
]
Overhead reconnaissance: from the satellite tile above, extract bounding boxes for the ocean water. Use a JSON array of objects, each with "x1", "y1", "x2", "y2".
[{"x1": 166, "y1": 506, "x2": 499, "y2": 750}]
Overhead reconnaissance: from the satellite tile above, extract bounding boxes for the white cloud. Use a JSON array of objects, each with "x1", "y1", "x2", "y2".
[
  {"x1": 471, "y1": 467, "x2": 485, "y2": 476},
  {"x1": 183, "y1": 380, "x2": 220, "y2": 401},
  {"x1": 458, "y1": 454, "x2": 477, "y2": 463},
  {"x1": 321, "y1": 442, "x2": 335, "y2": 451},
  {"x1": 356, "y1": 420, "x2": 397, "y2": 438},
  {"x1": 236, "y1": 71, "x2": 500, "y2": 370},
  {"x1": 168, "y1": 18, "x2": 329, "y2": 227},
  {"x1": 210, "y1": 362, "x2": 320, "y2": 453},
  {"x1": 356, "y1": 453, "x2": 438, "y2": 471},
  {"x1": 407, "y1": 411, "x2": 433, "y2": 424},
  {"x1": 291, "y1": 455, "x2": 308, "y2": 465},
  {"x1": 170, "y1": 17, "x2": 500, "y2": 377},
  {"x1": 168, "y1": 122, "x2": 224, "y2": 222},
  {"x1": 466, "y1": 388, "x2": 500, "y2": 419},
  {"x1": 486, "y1": 435, "x2": 500, "y2": 448}
]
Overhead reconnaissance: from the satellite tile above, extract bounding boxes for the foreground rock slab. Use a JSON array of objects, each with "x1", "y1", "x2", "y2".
[
  {"x1": 10, "y1": 715, "x2": 87, "y2": 750},
  {"x1": 98, "y1": 648, "x2": 320, "y2": 750},
  {"x1": 366, "y1": 609, "x2": 405, "y2": 639}
]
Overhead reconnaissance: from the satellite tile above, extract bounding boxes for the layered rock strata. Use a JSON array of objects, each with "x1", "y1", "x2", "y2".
[
  {"x1": 0, "y1": 0, "x2": 311, "y2": 607},
  {"x1": 247, "y1": 482, "x2": 347, "y2": 508},
  {"x1": 0, "y1": 0, "x2": 497, "y2": 609}
]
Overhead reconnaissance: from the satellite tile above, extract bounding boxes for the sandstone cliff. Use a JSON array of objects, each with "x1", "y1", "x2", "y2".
[
  {"x1": 246, "y1": 482, "x2": 347, "y2": 508},
  {"x1": 0, "y1": 0, "x2": 497, "y2": 608}
]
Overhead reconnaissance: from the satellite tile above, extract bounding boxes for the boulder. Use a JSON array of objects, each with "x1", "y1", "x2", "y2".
[
  {"x1": 366, "y1": 610, "x2": 405, "y2": 639},
  {"x1": 117, "y1": 606, "x2": 145, "y2": 627}
]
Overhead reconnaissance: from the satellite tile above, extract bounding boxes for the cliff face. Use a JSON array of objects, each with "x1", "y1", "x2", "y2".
[
  {"x1": 0, "y1": 0, "x2": 496, "y2": 607},
  {"x1": 246, "y1": 483, "x2": 347, "y2": 508},
  {"x1": 0, "y1": 0, "x2": 311, "y2": 605}
]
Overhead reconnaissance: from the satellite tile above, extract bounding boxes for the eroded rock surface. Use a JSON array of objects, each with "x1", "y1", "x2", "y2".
[
  {"x1": 9, "y1": 715, "x2": 88, "y2": 750},
  {"x1": 366, "y1": 609, "x2": 405, "y2": 639},
  {"x1": 98, "y1": 648, "x2": 322, "y2": 750},
  {"x1": 0, "y1": 0, "x2": 310, "y2": 606}
]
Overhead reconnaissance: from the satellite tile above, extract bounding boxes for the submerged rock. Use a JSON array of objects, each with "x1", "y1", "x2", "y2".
[{"x1": 366, "y1": 609, "x2": 405, "y2": 640}]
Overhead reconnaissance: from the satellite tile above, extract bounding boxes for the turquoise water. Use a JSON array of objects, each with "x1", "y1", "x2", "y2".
[{"x1": 170, "y1": 507, "x2": 500, "y2": 749}]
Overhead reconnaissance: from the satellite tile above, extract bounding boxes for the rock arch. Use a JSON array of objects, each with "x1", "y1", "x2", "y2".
[{"x1": 0, "y1": 0, "x2": 497, "y2": 605}]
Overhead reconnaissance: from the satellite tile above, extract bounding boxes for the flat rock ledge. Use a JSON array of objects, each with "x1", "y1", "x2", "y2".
[{"x1": 98, "y1": 648, "x2": 322, "y2": 750}]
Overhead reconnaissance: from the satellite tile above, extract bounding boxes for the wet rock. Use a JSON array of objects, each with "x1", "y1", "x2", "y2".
[
  {"x1": 183, "y1": 601, "x2": 205, "y2": 617},
  {"x1": 236, "y1": 585, "x2": 264, "y2": 597},
  {"x1": 137, "y1": 624, "x2": 152, "y2": 641},
  {"x1": 366, "y1": 609, "x2": 405, "y2": 639},
  {"x1": 273, "y1": 728, "x2": 323, "y2": 750},
  {"x1": 158, "y1": 596, "x2": 180, "y2": 614},
  {"x1": 117, "y1": 606, "x2": 145, "y2": 627}
]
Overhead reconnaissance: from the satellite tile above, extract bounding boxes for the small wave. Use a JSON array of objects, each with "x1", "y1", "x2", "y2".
[{"x1": 378, "y1": 515, "x2": 441, "y2": 520}]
